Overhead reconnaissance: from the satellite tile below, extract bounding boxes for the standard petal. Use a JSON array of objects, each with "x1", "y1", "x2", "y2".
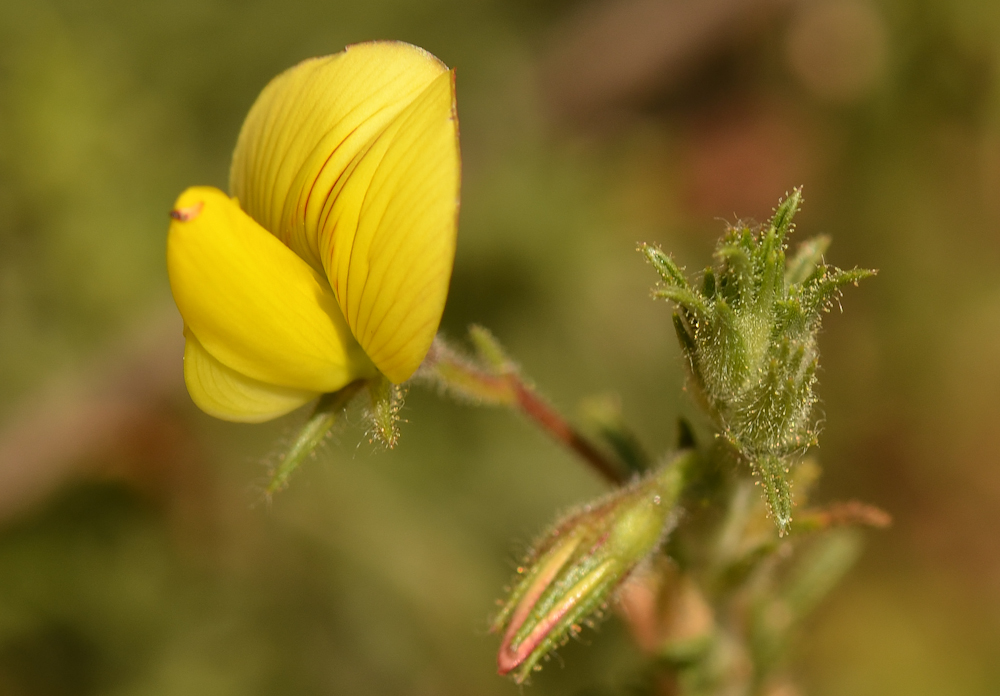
[
  {"x1": 230, "y1": 41, "x2": 450, "y2": 271},
  {"x1": 321, "y1": 69, "x2": 459, "y2": 383},
  {"x1": 183, "y1": 328, "x2": 318, "y2": 422},
  {"x1": 167, "y1": 186, "x2": 376, "y2": 392}
]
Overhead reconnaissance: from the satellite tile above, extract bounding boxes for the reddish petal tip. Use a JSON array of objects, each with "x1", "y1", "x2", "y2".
[{"x1": 170, "y1": 201, "x2": 204, "y2": 222}]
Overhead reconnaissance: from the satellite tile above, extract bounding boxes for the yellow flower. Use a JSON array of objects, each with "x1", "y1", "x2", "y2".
[{"x1": 166, "y1": 41, "x2": 460, "y2": 423}]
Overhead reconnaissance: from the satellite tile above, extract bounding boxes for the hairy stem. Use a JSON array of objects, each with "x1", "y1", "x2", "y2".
[
  {"x1": 511, "y1": 377, "x2": 626, "y2": 486},
  {"x1": 424, "y1": 337, "x2": 627, "y2": 486}
]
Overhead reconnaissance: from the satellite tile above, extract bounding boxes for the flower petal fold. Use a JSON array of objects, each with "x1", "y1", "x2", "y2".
[
  {"x1": 167, "y1": 186, "x2": 376, "y2": 392},
  {"x1": 229, "y1": 41, "x2": 460, "y2": 383},
  {"x1": 230, "y1": 41, "x2": 450, "y2": 270},
  {"x1": 323, "y1": 69, "x2": 459, "y2": 383},
  {"x1": 183, "y1": 328, "x2": 319, "y2": 422}
]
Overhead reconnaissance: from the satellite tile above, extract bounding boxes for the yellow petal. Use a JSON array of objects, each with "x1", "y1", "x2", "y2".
[
  {"x1": 230, "y1": 41, "x2": 460, "y2": 383},
  {"x1": 230, "y1": 41, "x2": 450, "y2": 270},
  {"x1": 323, "y1": 69, "x2": 459, "y2": 383},
  {"x1": 167, "y1": 186, "x2": 376, "y2": 392},
  {"x1": 183, "y1": 328, "x2": 318, "y2": 422}
]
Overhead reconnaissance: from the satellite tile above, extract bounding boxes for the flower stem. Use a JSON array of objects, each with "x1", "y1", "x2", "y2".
[
  {"x1": 423, "y1": 335, "x2": 627, "y2": 486},
  {"x1": 511, "y1": 378, "x2": 625, "y2": 486},
  {"x1": 266, "y1": 380, "x2": 366, "y2": 496}
]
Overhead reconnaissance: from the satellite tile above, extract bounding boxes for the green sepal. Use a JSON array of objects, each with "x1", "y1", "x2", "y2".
[
  {"x1": 367, "y1": 374, "x2": 406, "y2": 448},
  {"x1": 266, "y1": 381, "x2": 366, "y2": 496},
  {"x1": 755, "y1": 454, "x2": 792, "y2": 535}
]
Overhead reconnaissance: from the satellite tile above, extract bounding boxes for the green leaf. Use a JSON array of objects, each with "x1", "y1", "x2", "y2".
[
  {"x1": 785, "y1": 235, "x2": 831, "y2": 285},
  {"x1": 266, "y1": 381, "x2": 366, "y2": 496},
  {"x1": 755, "y1": 454, "x2": 792, "y2": 534},
  {"x1": 642, "y1": 244, "x2": 692, "y2": 289},
  {"x1": 468, "y1": 324, "x2": 512, "y2": 372},
  {"x1": 770, "y1": 188, "x2": 803, "y2": 244}
]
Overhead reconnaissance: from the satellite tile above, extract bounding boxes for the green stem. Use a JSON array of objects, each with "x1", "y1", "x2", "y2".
[{"x1": 266, "y1": 380, "x2": 366, "y2": 496}]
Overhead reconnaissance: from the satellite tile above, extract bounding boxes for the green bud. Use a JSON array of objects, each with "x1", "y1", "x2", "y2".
[
  {"x1": 641, "y1": 190, "x2": 874, "y2": 531},
  {"x1": 492, "y1": 452, "x2": 693, "y2": 683}
]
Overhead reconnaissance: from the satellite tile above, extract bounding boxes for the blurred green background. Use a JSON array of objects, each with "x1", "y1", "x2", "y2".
[{"x1": 1, "y1": 0, "x2": 999, "y2": 694}]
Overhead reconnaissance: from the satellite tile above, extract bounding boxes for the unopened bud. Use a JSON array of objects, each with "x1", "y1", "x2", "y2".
[
  {"x1": 641, "y1": 191, "x2": 874, "y2": 531},
  {"x1": 492, "y1": 452, "x2": 693, "y2": 683}
]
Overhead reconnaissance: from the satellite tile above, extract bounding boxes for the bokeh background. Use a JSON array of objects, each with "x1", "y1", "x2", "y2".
[{"x1": 1, "y1": 0, "x2": 999, "y2": 694}]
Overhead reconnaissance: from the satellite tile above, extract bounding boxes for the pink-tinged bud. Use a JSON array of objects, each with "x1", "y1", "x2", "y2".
[{"x1": 491, "y1": 452, "x2": 693, "y2": 683}]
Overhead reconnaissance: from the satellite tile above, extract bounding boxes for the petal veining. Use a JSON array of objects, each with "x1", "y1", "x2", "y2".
[
  {"x1": 322, "y1": 69, "x2": 459, "y2": 382},
  {"x1": 228, "y1": 41, "x2": 460, "y2": 383},
  {"x1": 167, "y1": 186, "x2": 376, "y2": 392},
  {"x1": 230, "y1": 41, "x2": 449, "y2": 270}
]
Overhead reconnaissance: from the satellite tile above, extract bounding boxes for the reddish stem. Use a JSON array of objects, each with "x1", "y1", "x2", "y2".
[
  {"x1": 425, "y1": 339, "x2": 626, "y2": 486},
  {"x1": 512, "y1": 379, "x2": 625, "y2": 486}
]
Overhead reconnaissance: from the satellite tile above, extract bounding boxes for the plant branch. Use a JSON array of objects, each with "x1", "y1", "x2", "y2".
[
  {"x1": 421, "y1": 335, "x2": 627, "y2": 486},
  {"x1": 510, "y1": 376, "x2": 626, "y2": 486}
]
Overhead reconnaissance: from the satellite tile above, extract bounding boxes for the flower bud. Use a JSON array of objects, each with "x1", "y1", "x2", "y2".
[
  {"x1": 492, "y1": 452, "x2": 693, "y2": 683},
  {"x1": 641, "y1": 191, "x2": 874, "y2": 531}
]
